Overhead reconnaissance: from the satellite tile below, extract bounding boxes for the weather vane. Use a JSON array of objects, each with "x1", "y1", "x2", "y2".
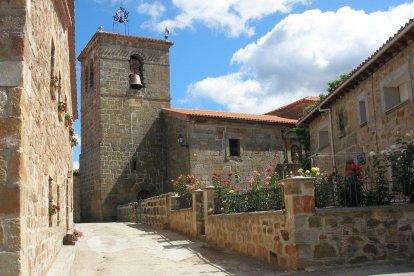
[{"x1": 113, "y1": 6, "x2": 129, "y2": 34}]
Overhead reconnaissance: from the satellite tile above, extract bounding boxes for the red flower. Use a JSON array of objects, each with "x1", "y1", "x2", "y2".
[
  {"x1": 227, "y1": 172, "x2": 233, "y2": 177},
  {"x1": 265, "y1": 167, "x2": 273, "y2": 173}
]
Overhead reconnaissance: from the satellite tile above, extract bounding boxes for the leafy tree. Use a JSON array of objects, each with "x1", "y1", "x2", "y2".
[{"x1": 327, "y1": 73, "x2": 350, "y2": 93}]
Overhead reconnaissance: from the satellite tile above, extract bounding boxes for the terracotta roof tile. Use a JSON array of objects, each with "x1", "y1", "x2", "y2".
[
  {"x1": 163, "y1": 108, "x2": 297, "y2": 124},
  {"x1": 264, "y1": 96, "x2": 319, "y2": 119}
]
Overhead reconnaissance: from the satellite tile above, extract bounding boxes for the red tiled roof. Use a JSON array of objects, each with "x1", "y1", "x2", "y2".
[
  {"x1": 298, "y1": 18, "x2": 414, "y2": 126},
  {"x1": 265, "y1": 96, "x2": 319, "y2": 115},
  {"x1": 163, "y1": 108, "x2": 297, "y2": 124}
]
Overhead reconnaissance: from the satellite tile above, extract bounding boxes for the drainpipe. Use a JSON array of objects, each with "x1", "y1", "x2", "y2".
[{"x1": 318, "y1": 107, "x2": 337, "y2": 173}]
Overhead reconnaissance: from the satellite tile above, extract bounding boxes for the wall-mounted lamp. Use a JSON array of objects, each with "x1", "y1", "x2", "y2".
[{"x1": 177, "y1": 134, "x2": 188, "y2": 147}]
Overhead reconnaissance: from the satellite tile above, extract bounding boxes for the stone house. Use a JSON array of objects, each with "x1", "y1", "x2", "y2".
[
  {"x1": 163, "y1": 108, "x2": 297, "y2": 188},
  {"x1": 297, "y1": 19, "x2": 414, "y2": 175},
  {"x1": 0, "y1": 0, "x2": 76, "y2": 275},
  {"x1": 77, "y1": 30, "x2": 301, "y2": 222}
]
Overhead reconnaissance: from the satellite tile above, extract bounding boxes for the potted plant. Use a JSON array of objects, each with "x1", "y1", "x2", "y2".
[
  {"x1": 71, "y1": 137, "x2": 78, "y2": 147},
  {"x1": 58, "y1": 102, "x2": 67, "y2": 121},
  {"x1": 50, "y1": 76, "x2": 59, "y2": 100},
  {"x1": 65, "y1": 114, "x2": 73, "y2": 127}
]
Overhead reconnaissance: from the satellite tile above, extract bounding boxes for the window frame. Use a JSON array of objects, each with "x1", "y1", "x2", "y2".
[
  {"x1": 317, "y1": 123, "x2": 330, "y2": 150},
  {"x1": 357, "y1": 92, "x2": 369, "y2": 126},
  {"x1": 229, "y1": 138, "x2": 241, "y2": 157}
]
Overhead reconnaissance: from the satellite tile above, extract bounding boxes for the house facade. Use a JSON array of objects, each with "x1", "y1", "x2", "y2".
[
  {"x1": 298, "y1": 19, "x2": 414, "y2": 176},
  {"x1": 0, "y1": 0, "x2": 77, "y2": 275},
  {"x1": 163, "y1": 108, "x2": 297, "y2": 188}
]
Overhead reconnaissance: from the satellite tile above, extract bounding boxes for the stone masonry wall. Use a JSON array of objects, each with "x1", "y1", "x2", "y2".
[
  {"x1": 206, "y1": 211, "x2": 294, "y2": 268},
  {"x1": 140, "y1": 193, "x2": 173, "y2": 229},
  {"x1": 79, "y1": 33, "x2": 172, "y2": 221},
  {"x1": 117, "y1": 202, "x2": 137, "y2": 222},
  {"x1": 310, "y1": 40, "x2": 414, "y2": 174},
  {"x1": 169, "y1": 209, "x2": 194, "y2": 237},
  {"x1": 138, "y1": 178, "x2": 414, "y2": 270},
  {"x1": 0, "y1": 0, "x2": 75, "y2": 275},
  {"x1": 296, "y1": 205, "x2": 414, "y2": 267},
  {"x1": 163, "y1": 114, "x2": 291, "y2": 190},
  {"x1": 73, "y1": 171, "x2": 80, "y2": 223}
]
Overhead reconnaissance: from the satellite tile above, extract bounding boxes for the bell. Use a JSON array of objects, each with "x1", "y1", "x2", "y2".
[{"x1": 129, "y1": 74, "x2": 143, "y2": 90}]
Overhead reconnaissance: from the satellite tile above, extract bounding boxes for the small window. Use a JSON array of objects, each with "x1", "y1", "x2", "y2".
[
  {"x1": 359, "y1": 100, "x2": 367, "y2": 124},
  {"x1": 229, "y1": 139, "x2": 240, "y2": 157},
  {"x1": 381, "y1": 63, "x2": 411, "y2": 112},
  {"x1": 48, "y1": 177, "x2": 53, "y2": 227},
  {"x1": 131, "y1": 160, "x2": 137, "y2": 172},
  {"x1": 318, "y1": 125, "x2": 330, "y2": 149},
  {"x1": 337, "y1": 110, "x2": 346, "y2": 137}
]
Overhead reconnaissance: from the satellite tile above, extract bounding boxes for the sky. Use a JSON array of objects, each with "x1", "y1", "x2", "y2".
[{"x1": 72, "y1": 0, "x2": 414, "y2": 168}]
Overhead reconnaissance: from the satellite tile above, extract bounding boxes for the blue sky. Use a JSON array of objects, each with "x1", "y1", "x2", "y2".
[{"x1": 72, "y1": 0, "x2": 414, "y2": 168}]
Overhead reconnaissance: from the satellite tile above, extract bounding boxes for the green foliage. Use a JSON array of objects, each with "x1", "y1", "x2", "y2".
[
  {"x1": 327, "y1": 73, "x2": 349, "y2": 93},
  {"x1": 171, "y1": 174, "x2": 202, "y2": 208},
  {"x1": 386, "y1": 133, "x2": 414, "y2": 201},
  {"x1": 212, "y1": 168, "x2": 284, "y2": 214},
  {"x1": 292, "y1": 128, "x2": 311, "y2": 169},
  {"x1": 303, "y1": 93, "x2": 326, "y2": 113}
]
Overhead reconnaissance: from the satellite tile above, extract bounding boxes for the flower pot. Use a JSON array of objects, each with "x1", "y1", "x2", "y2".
[{"x1": 50, "y1": 86, "x2": 57, "y2": 100}]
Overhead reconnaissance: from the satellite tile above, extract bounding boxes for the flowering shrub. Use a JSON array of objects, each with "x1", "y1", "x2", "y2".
[
  {"x1": 298, "y1": 167, "x2": 321, "y2": 177},
  {"x1": 213, "y1": 167, "x2": 284, "y2": 214},
  {"x1": 387, "y1": 133, "x2": 414, "y2": 200},
  {"x1": 171, "y1": 174, "x2": 202, "y2": 208},
  {"x1": 337, "y1": 163, "x2": 364, "y2": 206}
]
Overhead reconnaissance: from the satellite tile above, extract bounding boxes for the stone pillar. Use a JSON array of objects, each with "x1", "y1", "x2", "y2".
[
  {"x1": 203, "y1": 186, "x2": 216, "y2": 236},
  {"x1": 282, "y1": 177, "x2": 315, "y2": 270},
  {"x1": 192, "y1": 189, "x2": 204, "y2": 237}
]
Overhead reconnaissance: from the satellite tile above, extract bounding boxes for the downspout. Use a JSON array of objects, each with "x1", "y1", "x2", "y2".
[{"x1": 318, "y1": 107, "x2": 337, "y2": 173}]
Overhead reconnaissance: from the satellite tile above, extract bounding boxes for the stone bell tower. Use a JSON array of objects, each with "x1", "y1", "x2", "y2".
[{"x1": 78, "y1": 30, "x2": 173, "y2": 221}]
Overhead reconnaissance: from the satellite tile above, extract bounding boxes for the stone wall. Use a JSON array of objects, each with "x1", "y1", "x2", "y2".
[
  {"x1": 0, "y1": 0, "x2": 76, "y2": 275},
  {"x1": 140, "y1": 193, "x2": 173, "y2": 229},
  {"x1": 206, "y1": 211, "x2": 295, "y2": 268},
  {"x1": 117, "y1": 202, "x2": 137, "y2": 222},
  {"x1": 79, "y1": 33, "x2": 173, "y2": 221},
  {"x1": 297, "y1": 205, "x2": 414, "y2": 267},
  {"x1": 169, "y1": 209, "x2": 194, "y2": 237},
  {"x1": 138, "y1": 178, "x2": 414, "y2": 270},
  {"x1": 309, "y1": 38, "x2": 414, "y2": 174},
  {"x1": 73, "y1": 170, "x2": 80, "y2": 223},
  {"x1": 164, "y1": 113, "x2": 291, "y2": 189}
]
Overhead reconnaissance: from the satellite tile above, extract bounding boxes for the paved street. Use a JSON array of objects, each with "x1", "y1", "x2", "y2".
[{"x1": 70, "y1": 223, "x2": 414, "y2": 276}]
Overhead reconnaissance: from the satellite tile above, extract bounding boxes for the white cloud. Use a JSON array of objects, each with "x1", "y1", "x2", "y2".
[
  {"x1": 137, "y1": 1, "x2": 165, "y2": 19},
  {"x1": 138, "y1": 0, "x2": 310, "y2": 37},
  {"x1": 73, "y1": 161, "x2": 79, "y2": 170},
  {"x1": 183, "y1": 3, "x2": 414, "y2": 113},
  {"x1": 74, "y1": 133, "x2": 81, "y2": 146}
]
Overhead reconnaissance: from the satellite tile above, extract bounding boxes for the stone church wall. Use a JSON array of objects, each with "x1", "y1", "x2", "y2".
[
  {"x1": 0, "y1": 0, "x2": 76, "y2": 275},
  {"x1": 164, "y1": 114, "x2": 291, "y2": 189},
  {"x1": 79, "y1": 33, "x2": 173, "y2": 221}
]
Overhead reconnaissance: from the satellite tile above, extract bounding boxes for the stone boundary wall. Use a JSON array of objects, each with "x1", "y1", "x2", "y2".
[
  {"x1": 117, "y1": 202, "x2": 137, "y2": 222},
  {"x1": 135, "y1": 178, "x2": 414, "y2": 270},
  {"x1": 169, "y1": 209, "x2": 194, "y2": 238},
  {"x1": 206, "y1": 211, "x2": 295, "y2": 268},
  {"x1": 298, "y1": 205, "x2": 414, "y2": 267},
  {"x1": 140, "y1": 193, "x2": 174, "y2": 229}
]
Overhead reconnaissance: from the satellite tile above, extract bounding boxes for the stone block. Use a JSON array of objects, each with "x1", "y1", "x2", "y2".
[
  {"x1": 10, "y1": 32, "x2": 26, "y2": 57},
  {"x1": 8, "y1": 150, "x2": 26, "y2": 183},
  {"x1": 0, "y1": 61, "x2": 23, "y2": 87},
  {"x1": 292, "y1": 196, "x2": 314, "y2": 214},
  {"x1": 314, "y1": 243, "x2": 336, "y2": 258},
  {"x1": 5, "y1": 219, "x2": 20, "y2": 250},
  {"x1": 0, "y1": 184, "x2": 20, "y2": 214},
  {"x1": 0, "y1": 252, "x2": 20, "y2": 275},
  {"x1": 308, "y1": 216, "x2": 321, "y2": 228}
]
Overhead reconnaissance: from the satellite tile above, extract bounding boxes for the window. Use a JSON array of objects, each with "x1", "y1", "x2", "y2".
[
  {"x1": 337, "y1": 109, "x2": 346, "y2": 137},
  {"x1": 318, "y1": 125, "x2": 330, "y2": 149},
  {"x1": 358, "y1": 92, "x2": 369, "y2": 125},
  {"x1": 50, "y1": 40, "x2": 55, "y2": 80},
  {"x1": 229, "y1": 139, "x2": 240, "y2": 157},
  {"x1": 381, "y1": 63, "x2": 412, "y2": 112},
  {"x1": 131, "y1": 160, "x2": 137, "y2": 172}
]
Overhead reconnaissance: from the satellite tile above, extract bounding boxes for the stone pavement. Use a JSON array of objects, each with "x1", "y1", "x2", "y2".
[{"x1": 65, "y1": 223, "x2": 414, "y2": 276}]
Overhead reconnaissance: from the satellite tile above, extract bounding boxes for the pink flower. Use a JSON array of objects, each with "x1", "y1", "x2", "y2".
[{"x1": 265, "y1": 167, "x2": 273, "y2": 173}]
